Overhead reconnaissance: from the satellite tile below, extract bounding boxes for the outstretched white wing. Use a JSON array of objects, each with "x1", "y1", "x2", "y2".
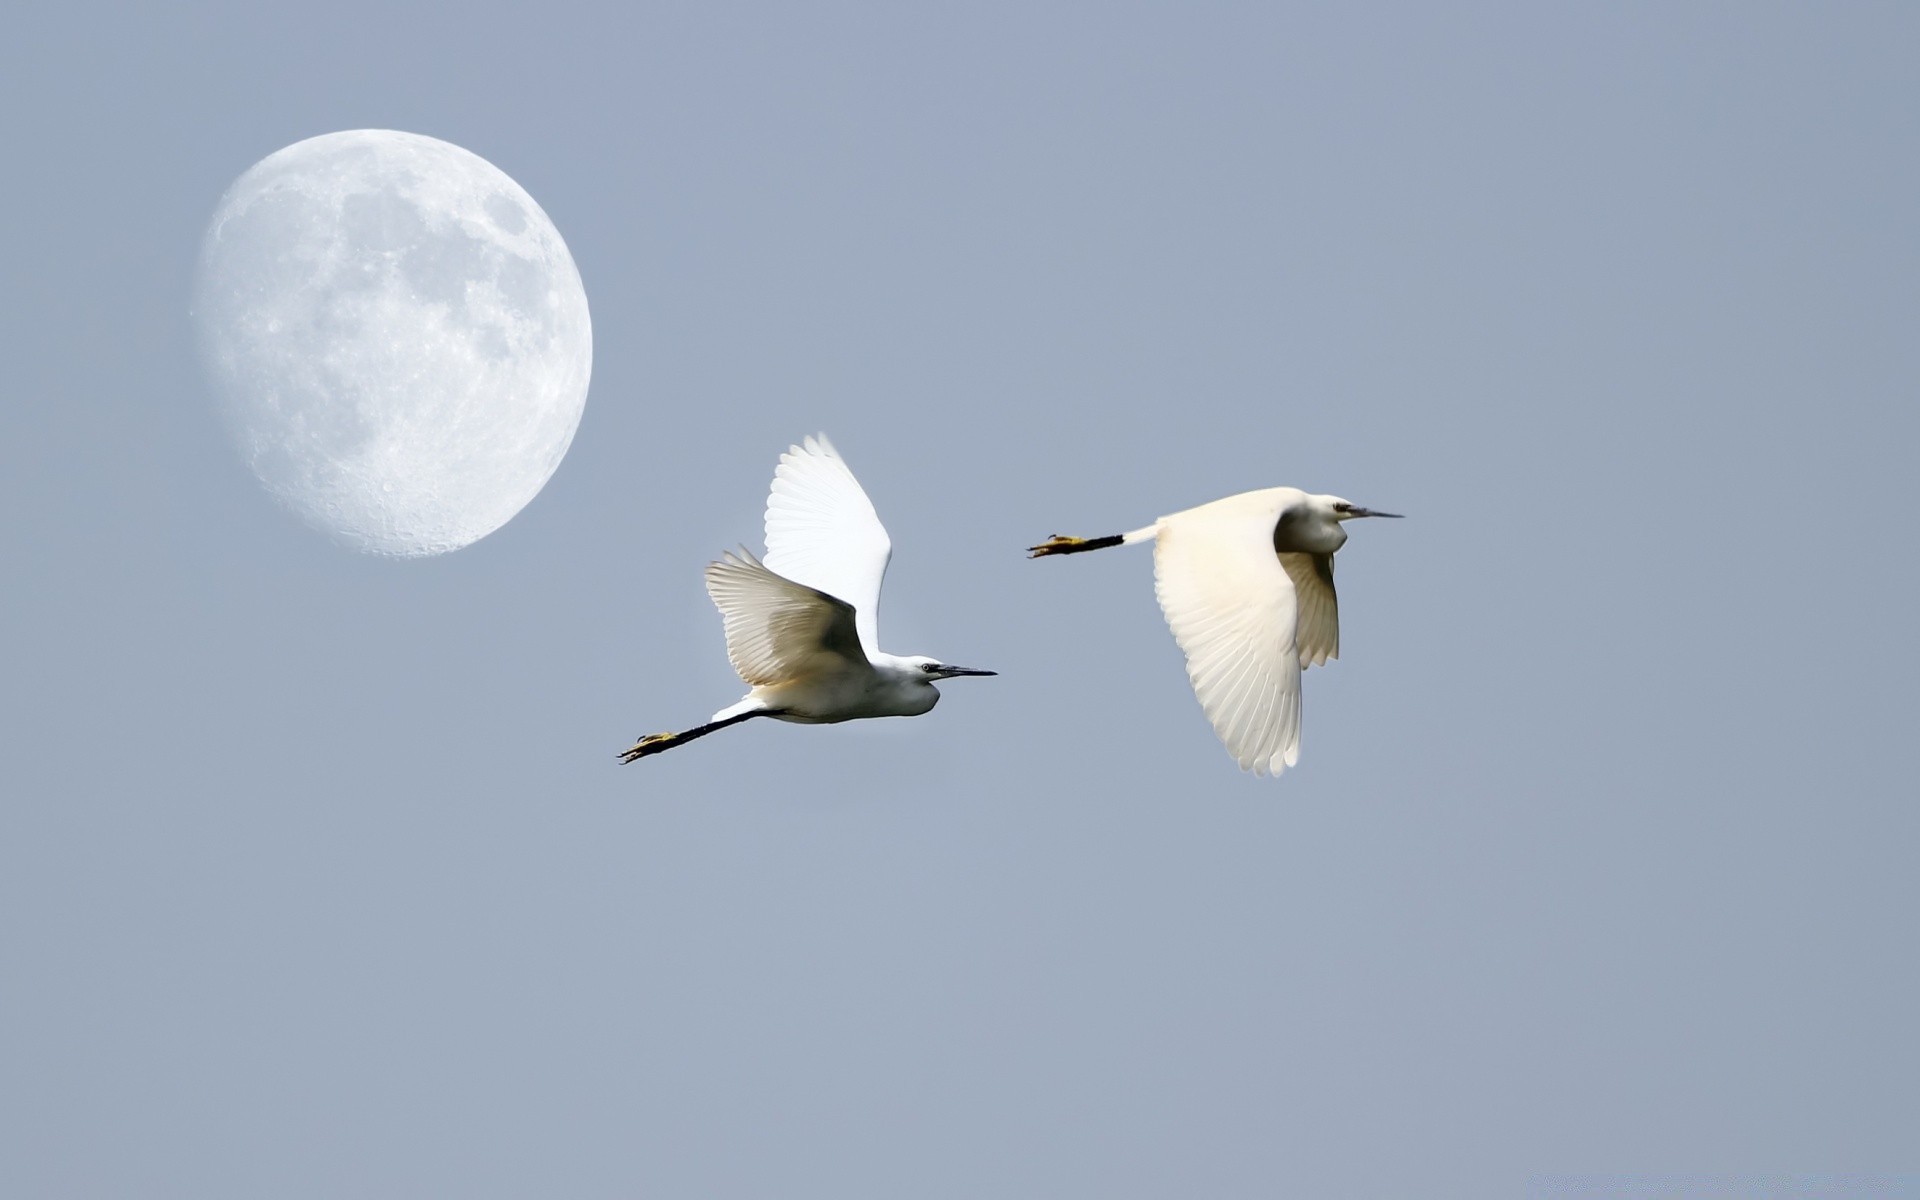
[
  {"x1": 705, "y1": 549, "x2": 867, "y2": 687},
  {"x1": 1153, "y1": 503, "x2": 1304, "y2": 776},
  {"x1": 763, "y1": 434, "x2": 892, "y2": 658}
]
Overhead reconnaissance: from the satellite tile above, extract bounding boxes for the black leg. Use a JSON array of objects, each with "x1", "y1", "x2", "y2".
[
  {"x1": 617, "y1": 709, "x2": 777, "y2": 764},
  {"x1": 1028, "y1": 533, "x2": 1125, "y2": 558}
]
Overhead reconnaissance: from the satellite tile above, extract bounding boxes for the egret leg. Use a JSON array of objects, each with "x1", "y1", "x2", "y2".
[
  {"x1": 1028, "y1": 533, "x2": 1125, "y2": 558},
  {"x1": 617, "y1": 709, "x2": 776, "y2": 764}
]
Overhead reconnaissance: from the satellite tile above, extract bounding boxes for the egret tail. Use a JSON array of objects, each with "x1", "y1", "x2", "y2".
[{"x1": 618, "y1": 709, "x2": 775, "y2": 764}]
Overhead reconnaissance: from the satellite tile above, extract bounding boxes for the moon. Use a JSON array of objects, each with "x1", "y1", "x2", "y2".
[{"x1": 191, "y1": 130, "x2": 592, "y2": 557}]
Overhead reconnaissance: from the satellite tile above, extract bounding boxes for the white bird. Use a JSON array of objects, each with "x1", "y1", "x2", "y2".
[
  {"x1": 620, "y1": 434, "x2": 995, "y2": 764},
  {"x1": 1029, "y1": 489, "x2": 1400, "y2": 776}
]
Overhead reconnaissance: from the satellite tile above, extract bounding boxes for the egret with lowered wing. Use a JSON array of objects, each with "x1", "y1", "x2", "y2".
[{"x1": 1030, "y1": 488, "x2": 1399, "y2": 777}]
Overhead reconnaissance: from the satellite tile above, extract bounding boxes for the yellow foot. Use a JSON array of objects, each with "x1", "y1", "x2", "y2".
[
  {"x1": 1029, "y1": 534, "x2": 1089, "y2": 558},
  {"x1": 617, "y1": 732, "x2": 679, "y2": 764}
]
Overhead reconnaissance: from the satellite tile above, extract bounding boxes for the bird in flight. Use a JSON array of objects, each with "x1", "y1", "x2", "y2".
[
  {"x1": 620, "y1": 434, "x2": 996, "y2": 764},
  {"x1": 1029, "y1": 488, "x2": 1399, "y2": 776}
]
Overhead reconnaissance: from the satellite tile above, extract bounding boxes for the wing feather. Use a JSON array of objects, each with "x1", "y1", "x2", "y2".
[
  {"x1": 1153, "y1": 506, "x2": 1303, "y2": 776},
  {"x1": 704, "y1": 549, "x2": 867, "y2": 687},
  {"x1": 763, "y1": 434, "x2": 892, "y2": 657},
  {"x1": 1280, "y1": 552, "x2": 1339, "y2": 668}
]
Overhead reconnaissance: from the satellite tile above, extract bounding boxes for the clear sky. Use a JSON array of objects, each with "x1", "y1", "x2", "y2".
[{"x1": 5, "y1": 4, "x2": 1917, "y2": 1197}]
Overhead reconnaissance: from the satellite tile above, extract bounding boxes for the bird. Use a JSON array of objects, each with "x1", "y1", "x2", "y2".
[
  {"x1": 1028, "y1": 488, "x2": 1400, "y2": 777},
  {"x1": 620, "y1": 434, "x2": 996, "y2": 764}
]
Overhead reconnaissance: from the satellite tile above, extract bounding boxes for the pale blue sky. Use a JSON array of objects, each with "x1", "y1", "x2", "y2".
[{"x1": 4, "y1": 4, "x2": 1917, "y2": 1197}]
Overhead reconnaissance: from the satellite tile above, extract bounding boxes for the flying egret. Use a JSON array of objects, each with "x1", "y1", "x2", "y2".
[
  {"x1": 1029, "y1": 489, "x2": 1400, "y2": 776},
  {"x1": 620, "y1": 434, "x2": 996, "y2": 764}
]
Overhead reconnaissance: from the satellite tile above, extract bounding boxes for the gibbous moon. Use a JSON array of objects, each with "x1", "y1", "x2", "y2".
[{"x1": 192, "y1": 130, "x2": 592, "y2": 557}]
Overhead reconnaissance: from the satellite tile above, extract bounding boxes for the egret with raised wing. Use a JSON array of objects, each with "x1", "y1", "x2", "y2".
[
  {"x1": 621, "y1": 434, "x2": 995, "y2": 764},
  {"x1": 1029, "y1": 488, "x2": 1399, "y2": 777}
]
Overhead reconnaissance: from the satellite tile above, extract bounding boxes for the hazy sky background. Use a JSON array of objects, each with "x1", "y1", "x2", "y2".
[{"x1": 5, "y1": 4, "x2": 1917, "y2": 1197}]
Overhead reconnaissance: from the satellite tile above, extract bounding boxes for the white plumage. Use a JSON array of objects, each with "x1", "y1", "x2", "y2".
[
  {"x1": 1031, "y1": 486, "x2": 1399, "y2": 777},
  {"x1": 763, "y1": 435, "x2": 892, "y2": 658},
  {"x1": 704, "y1": 547, "x2": 863, "y2": 689},
  {"x1": 621, "y1": 435, "x2": 995, "y2": 764}
]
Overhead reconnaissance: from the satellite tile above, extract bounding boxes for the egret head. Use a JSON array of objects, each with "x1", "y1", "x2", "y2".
[
  {"x1": 1277, "y1": 494, "x2": 1403, "y2": 556},
  {"x1": 1324, "y1": 496, "x2": 1403, "y2": 522},
  {"x1": 902, "y1": 655, "x2": 998, "y2": 681},
  {"x1": 872, "y1": 654, "x2": 997, "y2": 716}
]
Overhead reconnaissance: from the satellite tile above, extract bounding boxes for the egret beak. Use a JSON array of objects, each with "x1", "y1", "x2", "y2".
[
  {"x1": 934, "y1": 665, "x2": 998, "y2": 679},
  {"x1": 1348, "y1": 507, "x2": 1403, "y2": 519}
]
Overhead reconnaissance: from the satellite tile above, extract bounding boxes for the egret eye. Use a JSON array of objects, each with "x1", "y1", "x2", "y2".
[
  {"x1": 1333, "y1": 501, "x2": 1352, "y2": 514},
  {"x1": 923, "y1": 661, "x2": 942, "y2": 673}
]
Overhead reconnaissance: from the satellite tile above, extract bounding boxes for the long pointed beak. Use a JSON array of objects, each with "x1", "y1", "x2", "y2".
[
  {"x1": 1349, "y1": 507, "x2": 1403, "y2": 519},
  {"x1": 935, "y1": 665, "x2": 998, "y2": 679}
]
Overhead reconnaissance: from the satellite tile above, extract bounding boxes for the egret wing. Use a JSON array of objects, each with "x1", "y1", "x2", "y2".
[
  {"x1": 1279, "y1": 553, "x2": 1339, "y2": 668},
  {"x1": 1154, "y1": 512, "x2": 1303, "y2": 776},
  {"x1": 763, "y1": 434, "x2": 892, "y2": 657},
  {"x1": 705, "y1": 549, "x2": 867, "y2": 687}
]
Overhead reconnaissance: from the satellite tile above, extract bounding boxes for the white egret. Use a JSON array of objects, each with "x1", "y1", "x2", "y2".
[
  {"x1": 620, "y1": 434, "x2": 995, "y2": 764},
  {"x1": 1029, "y1": 489, "x2": 1400, "y2": 776}
]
